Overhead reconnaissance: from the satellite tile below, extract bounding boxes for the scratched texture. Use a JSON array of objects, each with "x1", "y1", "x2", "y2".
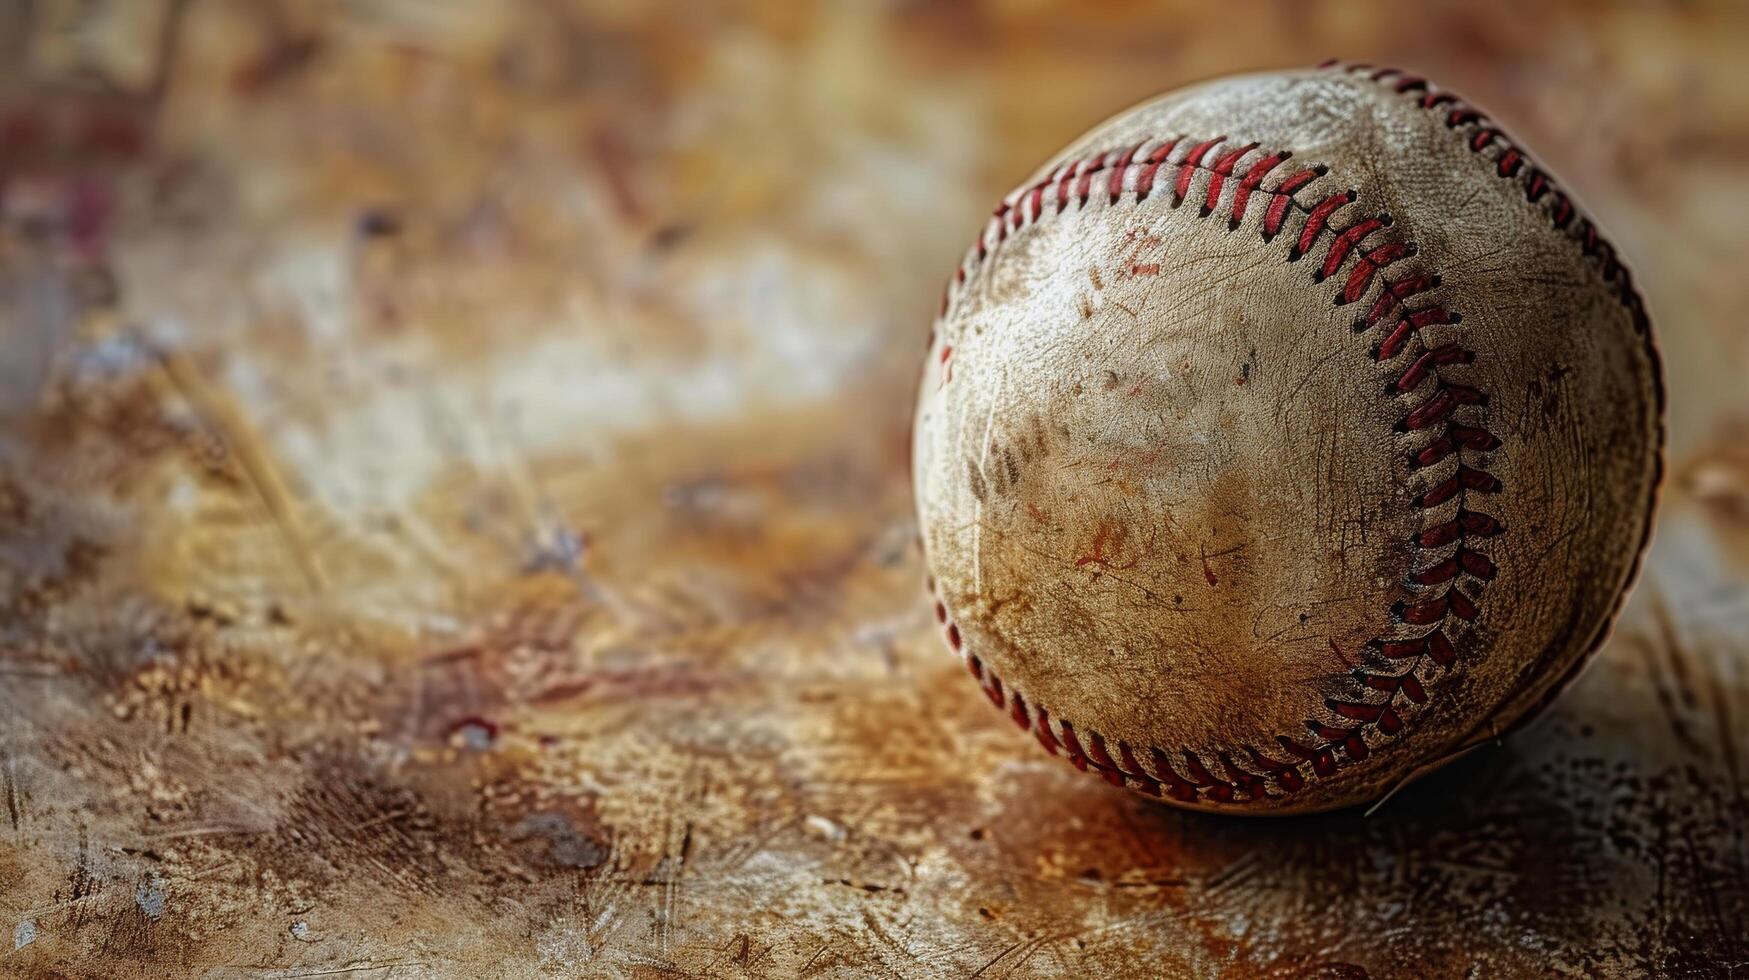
[{"x1": 0, "y1": 1, "x2": 1746, "y2": 977}]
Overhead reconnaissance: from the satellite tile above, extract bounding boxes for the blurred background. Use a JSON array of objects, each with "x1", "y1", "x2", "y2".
[{"x1": 1, "y1": 1, "x2": 1745, "y2": 977}]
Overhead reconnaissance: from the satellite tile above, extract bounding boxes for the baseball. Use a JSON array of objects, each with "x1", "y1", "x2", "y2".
[{"x1": 912, "y1": 63, "x2": 1664, "y2": 814}]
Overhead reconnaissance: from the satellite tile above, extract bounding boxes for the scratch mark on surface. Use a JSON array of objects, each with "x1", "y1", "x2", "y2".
[
  {"x1": 269, "y1": 963, "x2": 429, "y2": 978},
  {"x1": 969, "y1": 939, "x2": 1026, "y2": 978},
  {"x1": 799, "y1": 942, "x2": 831, "y2": 975},
  {"x1": 2, "y1": 752, "x2": 19, "y2": 832},
  {"x1": 1197, "y1": 540, "x2": 1245, "y2": 587},
  {"x1": 1647, "y1": 591, "x2": 1707, "y2": 758},
  {"x1": 154, "y1": 343, "x2": 327, "y2": 593},
  {"x1": 973, "y1": 368, "x2": 1007, "y2": 596}
]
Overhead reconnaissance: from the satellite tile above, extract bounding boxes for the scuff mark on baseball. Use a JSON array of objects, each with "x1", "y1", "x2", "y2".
[{"x1": 912, "y1": 64, "x2": 1663, "y2": 814}]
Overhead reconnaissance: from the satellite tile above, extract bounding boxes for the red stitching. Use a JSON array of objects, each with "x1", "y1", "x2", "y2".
[
  {"x1": 1230, "y1": 151, "x2": 1288, "y2": 227},
  {"x1": 1292, "y1": 190, "x2": 1355, "y2": 261},
  {"x1": 1134, "y1": 138, "x2": 1182, "y2": 199},
  {"x1": 1264, "y1": 167, "x2": 1324, "y2": 238},
  {"x1": 1324, "y1": 61, "x2": 1650, "y2": 336},
  {"x1": 1359, "y1": 272, "x2": 1438, "y2": 329},
  {"x1": 1321, "y1": 216, "x2": 1388, "y2": 282},
  {"x1": 1174, "y1": 137, "x2": 1226, "y2": 205},
  {"x1": 925, "y1": 63, "x2": 1656, "y2": 805},
  {"x1": 1203, "y1": 141, "x2": 1259, "y2": 215}
]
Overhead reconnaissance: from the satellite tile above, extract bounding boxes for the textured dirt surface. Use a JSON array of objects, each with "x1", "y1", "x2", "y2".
[{"x1": 1, "y1": 1, "x2": 1746, "y2": 977}]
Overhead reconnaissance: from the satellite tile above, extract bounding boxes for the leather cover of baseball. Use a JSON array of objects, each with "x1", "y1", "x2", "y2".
[{"x1": 912, "y1": 64, "x2": 1664, "y2": 814}]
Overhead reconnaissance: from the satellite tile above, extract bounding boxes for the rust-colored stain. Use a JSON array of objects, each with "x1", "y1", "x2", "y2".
[
  {"x1": 0, "y1": 1, "x2": 1746, "y2": 976},
  {"x1": 1074, "y1": 519, "x2": 1141, "y2": 574}
]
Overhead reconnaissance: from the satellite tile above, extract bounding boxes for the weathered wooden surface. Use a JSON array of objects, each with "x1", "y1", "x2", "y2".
[{"x1": 1, "y1": 1, "x2": 1746, "y2": 976}]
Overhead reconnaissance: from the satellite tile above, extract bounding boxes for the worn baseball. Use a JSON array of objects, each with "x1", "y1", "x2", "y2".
[{"x1": 912, "y1": 63, "x2": 1663, "y2": 814}]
